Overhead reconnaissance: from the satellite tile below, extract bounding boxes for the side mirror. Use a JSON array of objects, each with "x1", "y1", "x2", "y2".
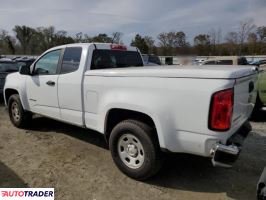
[{"x1": 19, "y1": 65, "x2": 31, "y2": 75}]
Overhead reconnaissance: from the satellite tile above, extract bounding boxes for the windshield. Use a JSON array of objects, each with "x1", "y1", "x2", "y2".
[
  {"x1": 0, "y1": 62, "x2": 22, "y2": 72},
  {"x1": 91, "y1": 50, "x2": 143, "y2": 70}
]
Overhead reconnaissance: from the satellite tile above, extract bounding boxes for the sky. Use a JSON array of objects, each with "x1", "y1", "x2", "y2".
[{"x1": 0, "y1": 0, "x2": 265, "y2": 45}]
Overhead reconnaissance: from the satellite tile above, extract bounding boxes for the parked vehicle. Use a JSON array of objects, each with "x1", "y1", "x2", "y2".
[
  {"x1": 14, "y1": 57, "x2": 35, "y2": 68},
  {"x1": 0, "y1": 60, "x2": 23, "y2": 96},
  {"x1": 164, "y1": 57, "x2": 173, "y2": 65},
  {"x1": 248, "y1": 60, "x2": 266, "y2": 112},
  {"x1": 257, "y1": 167, "x2": 266, "y2": 200},
  {"x1": 142, "y1": 54, "x2": 161, "y2": 66},
  {"x1": 0, "y1": 57, "x2": 13, "y2": 62},
  {"x1": 4, "y1": 43, "x2": 258, "y2": 180},
  {"x1": 251, "y1": 60, "x2": 266, "y2": 68},
  {"x1": 194, "y1": 58, "x2": 206, "y2": 65},
  {"x1": 202, "y1": 56, "x2": 248, "y2": 65},
  {"x1": 202, "y1": 57, "x2": 266, "y2": 112}
]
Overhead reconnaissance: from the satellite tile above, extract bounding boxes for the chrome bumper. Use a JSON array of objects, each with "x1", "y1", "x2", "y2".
[{"x1": 211, "y1": 121, "x2": 251, "y2": 168}]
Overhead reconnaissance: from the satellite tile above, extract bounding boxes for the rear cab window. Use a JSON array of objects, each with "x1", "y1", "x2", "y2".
[
  {"x1": 91, "y1": 50, "x2": 143, "y2": 70},
  {"x1": 60, "y1": 47, "x2": 82, "y2": 74}
]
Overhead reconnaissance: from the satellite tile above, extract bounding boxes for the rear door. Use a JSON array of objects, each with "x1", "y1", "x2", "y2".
[
  {"x1": 57, "y1": 46, "x2": 84, "y2": 125},
  {"x1": 26, "y1": 49, "x2": 62, "y2": 119}
]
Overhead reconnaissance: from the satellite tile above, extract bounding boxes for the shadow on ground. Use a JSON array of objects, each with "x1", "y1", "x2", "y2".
[
  {"x1": 28, "y1": 116, "x2": 108, "y2": 150},
  {"x1": 0, "y1": 162, "x2": 28, "y2": 187},
  {"x1": 26, "y1": 115, "x2": 265, "y2": 200},
  {"x1": 0, "y1": 101, "x2": 265, "y2": 199},
  {"x1": 251, "y1": 108, "x2": 266, "y2": 122},
  {"x1": 146, "y1": 152, "x2": 265, "y2": 200},
  {"x1": 0, "y1": 96, "x2": 4, "y2": 106}
]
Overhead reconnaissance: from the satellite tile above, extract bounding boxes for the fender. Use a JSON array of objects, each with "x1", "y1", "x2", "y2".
[{"x1": 4, "y1": 72, "x2": 30, "y2": 110}]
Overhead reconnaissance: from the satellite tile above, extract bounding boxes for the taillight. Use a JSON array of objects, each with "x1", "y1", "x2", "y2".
[
  {"x1": 110, "y1": 44, "x2": 127, "y2": 51},
  {"x1": 209, "y1": 88, "x2": 234, "y2": 131}
]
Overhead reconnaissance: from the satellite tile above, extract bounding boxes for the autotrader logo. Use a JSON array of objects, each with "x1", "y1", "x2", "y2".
[{"x1": 0, "y1": 188, "x2": 54, "y2": 200}]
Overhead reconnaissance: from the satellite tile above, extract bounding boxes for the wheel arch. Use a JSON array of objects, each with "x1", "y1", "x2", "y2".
[
  {"x1": 4, "y1": 88, "x2": 19, "y2": 106},
  {"x1": 104, "y1": 108, "x2": 163, "y2": 147}
]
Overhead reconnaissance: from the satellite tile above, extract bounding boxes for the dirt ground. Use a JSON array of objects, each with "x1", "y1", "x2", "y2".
[{"x1": 0, "y1": 99, "x2": 265, "y2": 200}]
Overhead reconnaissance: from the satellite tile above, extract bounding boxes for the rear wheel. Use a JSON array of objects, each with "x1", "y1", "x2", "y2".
[
  {"x1": 109, "y1": 119, "x2": 162, "y2": 180},
  {"x1": 8, "y1": 94, "x2": 32, "y2": 128}
]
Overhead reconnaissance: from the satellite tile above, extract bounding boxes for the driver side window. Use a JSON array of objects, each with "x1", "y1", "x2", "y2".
[{"x1": 34, "y1": 49, "x2": 61, "y2": 75}]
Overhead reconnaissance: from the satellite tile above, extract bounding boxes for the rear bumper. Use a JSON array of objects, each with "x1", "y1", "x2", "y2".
[{"x1": 211, "y1": 121, "x2": 251, "y2": 167}]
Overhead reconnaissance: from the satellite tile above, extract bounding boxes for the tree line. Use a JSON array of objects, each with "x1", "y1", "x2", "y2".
[{"x1": 0, "y1": 20, "x2": 266, "y2": 56}]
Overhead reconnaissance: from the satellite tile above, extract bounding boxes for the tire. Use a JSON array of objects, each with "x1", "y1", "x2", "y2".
[
  {"x1": 8, "y1": 94, "x2": 32, "y2": 128},
  {"x1": 109, "y1": 119, "x2": 163, "y2": 180}
]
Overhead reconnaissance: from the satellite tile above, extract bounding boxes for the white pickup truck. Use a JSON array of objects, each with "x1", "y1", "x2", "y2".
[{"x1": 4, "y1": 43, "x2": 258, "y2": 180}]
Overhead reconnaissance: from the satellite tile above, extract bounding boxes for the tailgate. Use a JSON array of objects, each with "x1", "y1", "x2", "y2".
[{"x1": 232, "y1": 73, "x2": 258, "y2": 126}]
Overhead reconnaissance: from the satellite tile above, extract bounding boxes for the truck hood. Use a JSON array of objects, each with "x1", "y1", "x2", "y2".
[{"x1": 85, "y1": 65, "x2": 258, "y2": 79}]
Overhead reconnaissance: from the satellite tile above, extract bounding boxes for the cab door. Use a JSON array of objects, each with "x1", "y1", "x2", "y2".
[
  {"x1": 26, "y1": 49, "x2": 62, "y2": 119},
  {"x1": 57, "y1": 46, "x2": 84, "y2": 125}
]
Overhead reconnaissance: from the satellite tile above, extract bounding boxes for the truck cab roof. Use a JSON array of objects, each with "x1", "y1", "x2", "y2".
[{"x1": 48, "y1": 43, "x2": 139, "y2": 52}]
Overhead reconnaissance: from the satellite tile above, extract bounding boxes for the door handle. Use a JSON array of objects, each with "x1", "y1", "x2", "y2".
[{"x1": 46, "y1": 81, "x2": 55, "y2": 86}]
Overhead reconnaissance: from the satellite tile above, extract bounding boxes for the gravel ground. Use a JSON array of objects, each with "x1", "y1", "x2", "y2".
[{"x1": 0, "y1": 99, "x2": 265, "y2": 200}]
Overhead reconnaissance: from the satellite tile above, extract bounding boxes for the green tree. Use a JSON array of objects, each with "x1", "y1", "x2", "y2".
[
  {"x1": 53, "y1": 30, "x2": 74, "y2": 46},
  {"x1": 0, "y1": 30, "x2": 16, "y2": 54},
  {"x1": 194, "y1": 34, "x2": 210, "y2": 46},
  {"x1": 225, "y1": 32, "x2": 239, "y2": 55},
  {"x1": 111, "y1": 32, "x2": 123, "y2": 44},
  {"x1": 144, "y1": 36, "x2": 156, "y2": 54},
  {"x1": 36, "y1": 26, "x2": 56, "y2": 51},
  {"x1": 238, "y1": 20, "x2": 256, "y2": 54},
  {"x1": 247, "y1": 32, "x2": 258, "y2": 55},
  {"x1": 257, "y1": 26, "x2": 266, "y2": 42},
  {"x1": 13, "y1": 25, "x2": 36, "y2": 54},
  {"x1": 91, "y1": 33, "x2": 112, "y2": 43},
  {"x1": 157, "y1": 31, "x2": 188, "y2": 55},
  {"x1": 193, "y1": 34, "x2": 211, "y2": 55},
  {"x1": 5, "y1": 36, "x2": 16, "y2": 54},
  {"x1": 131, "y1": 34, "x2": 149, "y2": 53}
]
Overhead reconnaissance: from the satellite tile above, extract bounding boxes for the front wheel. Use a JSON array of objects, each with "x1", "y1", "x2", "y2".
[
  {"x1": 8, "y1": 94, "x2": 32, "y2": 128},
  {"x1": 109, "y1": 120, "x2": 162, "y2": 180}
]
